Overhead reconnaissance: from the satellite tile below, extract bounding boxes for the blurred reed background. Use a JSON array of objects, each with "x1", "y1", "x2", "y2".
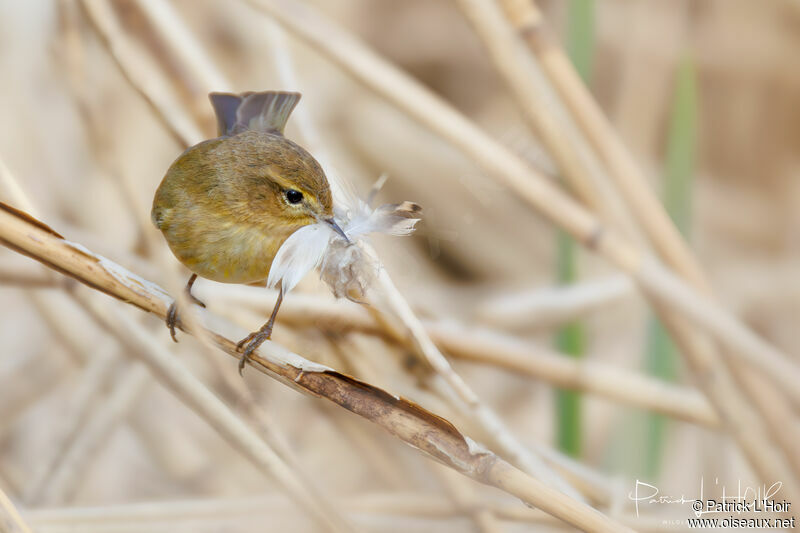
[{"x1": 1, "y1": 0, "x2": 799, "y2": 531}]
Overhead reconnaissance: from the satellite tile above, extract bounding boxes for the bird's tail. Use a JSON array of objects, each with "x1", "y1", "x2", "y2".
[{"x1": 209, "y1": 91, "x2": 301, "y2": 137}]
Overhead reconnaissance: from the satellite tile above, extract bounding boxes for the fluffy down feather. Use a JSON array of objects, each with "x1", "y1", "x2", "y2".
[{"x1": 267, "y1": 186, "x2": 421, "y2": 297}]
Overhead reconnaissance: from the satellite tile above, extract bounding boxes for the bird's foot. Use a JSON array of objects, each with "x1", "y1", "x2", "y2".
[{"x1": 236, "y1": 327, "x2": 272, "y2": 375}]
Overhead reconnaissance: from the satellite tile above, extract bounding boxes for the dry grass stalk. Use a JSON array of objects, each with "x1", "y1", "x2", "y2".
[
  {"x1": 0, "y1": 199, "x2": 631, "y2": 533},
  {"x1": 89, "y1": 0, "x2": 581, "y2": 500}
]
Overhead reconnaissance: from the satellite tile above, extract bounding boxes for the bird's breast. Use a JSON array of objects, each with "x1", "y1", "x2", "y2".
[{"x1": 164, "y1": 217, "x2": 289, "y2": 284}]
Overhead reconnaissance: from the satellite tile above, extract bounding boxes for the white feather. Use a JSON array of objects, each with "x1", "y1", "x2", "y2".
[{"x1": 267, "y1": 223, "x2": 332, "y2": 293}]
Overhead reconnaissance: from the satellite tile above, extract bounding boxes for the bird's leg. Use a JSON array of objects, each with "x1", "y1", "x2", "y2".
[
  {"x1": 166, "y1": 273, "x2": 206, "y2": 342},
  {"x1": 236, "y1": 286, "x2": 284, "y2": 375},
  {"x1": 185, "y1": 273, "x2": 206, "y2": 308}
]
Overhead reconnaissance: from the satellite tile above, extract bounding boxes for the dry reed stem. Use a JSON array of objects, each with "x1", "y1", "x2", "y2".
[
  {"x1": 463, "y1": 0, "x2": 800, "y2": 492},
  {"x1": 736, "y1": 370, "x2": 800, "y2": 477},
  {"x1": 221, "y1": 302, "x2": 615, "y2": 508},
  {"x1": 25, "y1": 493, "x2": 471, "y2": 522},
  {"x1": 243, "y1": 0, "x2": 800, "y2": 405},
  {"x1": 653, "y1": 301, "x2": 800, "y2": 497},
  {"x1": 0, "y1": 201, "x2": 631, "y2": 533},
  {"x1": 0, "y1": 486, "x2": 34, "y2": 533},
  {"x1": 318, "y1": 403, "x2": 411, "y2": 490},
  {"x1": 217, "y1": 286, "x2": 719, "y2": 426},
  {"x1": 96, "y1": 0, "x2": 581, "y2": 501}
]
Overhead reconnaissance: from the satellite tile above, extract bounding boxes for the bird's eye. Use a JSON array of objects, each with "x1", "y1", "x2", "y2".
[{"x1": 285, "y1": 189, "x2": 303, "y2": 204}]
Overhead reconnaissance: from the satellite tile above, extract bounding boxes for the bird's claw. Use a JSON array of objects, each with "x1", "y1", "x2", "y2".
[
  {"x1": 236, "y1": 329, "x2": 272, "y2": 375},
  {"x1": 166, "y1": 302, "x2": 180, "y2": 343},
  {"x1": 188, "y1": 293, "x2": 206, "y2": 309}
]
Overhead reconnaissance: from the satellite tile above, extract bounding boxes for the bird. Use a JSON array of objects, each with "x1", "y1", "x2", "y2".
[{"x1": 151, "y1": 91, "x2": 347, "y2": 373}]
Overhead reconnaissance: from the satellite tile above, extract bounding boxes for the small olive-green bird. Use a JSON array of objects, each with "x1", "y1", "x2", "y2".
[{"x1": 152, "y1": 91, "x2": 345, "y2": 372}]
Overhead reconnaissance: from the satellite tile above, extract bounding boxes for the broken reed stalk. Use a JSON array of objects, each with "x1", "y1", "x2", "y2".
[
  {"x1": 495, "y1": 0, "x2": 800, "y2": 486},
  {"x1": 85, "y1": 0, "x2": 580, "y2": 500},
  {"x1": 217, "y1": 287, "x2": 718, "y2": 427},
  {"x1": 0, "y1": 203, "x2": 632, "y2": 533}
]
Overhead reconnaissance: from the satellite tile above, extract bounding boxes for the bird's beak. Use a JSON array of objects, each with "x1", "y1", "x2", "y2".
[{"x1": 324, "y1": 218, "x2": 349, "y2": 243}]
